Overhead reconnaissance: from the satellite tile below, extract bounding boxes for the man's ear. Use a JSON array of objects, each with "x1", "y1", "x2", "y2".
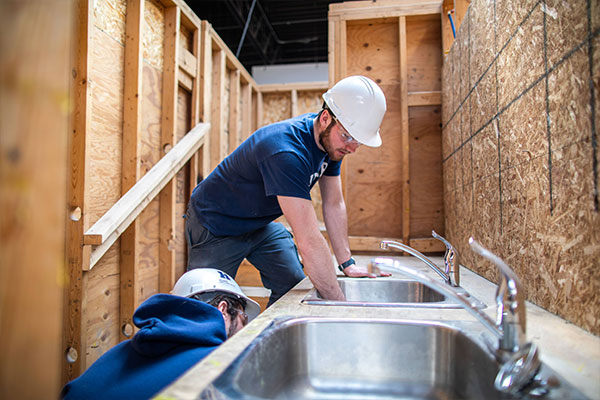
[
  {"x1": 216, "y1": 300, "x2": 228, "y2": 314},
  {"x1": 320, "y1": 109, "x2": 332, "y2": 126}
]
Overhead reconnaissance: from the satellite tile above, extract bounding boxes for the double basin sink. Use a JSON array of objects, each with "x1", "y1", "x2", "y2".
[{"x1": 199, "y1": 277, "x2": 586, "y2": 399}]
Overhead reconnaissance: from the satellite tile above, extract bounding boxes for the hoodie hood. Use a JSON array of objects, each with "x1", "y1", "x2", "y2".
[{"x1": 131, "y1": 293, "x2": 226, "y2": 357}]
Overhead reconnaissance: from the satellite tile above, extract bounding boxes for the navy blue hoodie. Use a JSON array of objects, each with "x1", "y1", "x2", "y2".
[{"x1": 61, "y1": 294, "x2": 227, "y2": 400}]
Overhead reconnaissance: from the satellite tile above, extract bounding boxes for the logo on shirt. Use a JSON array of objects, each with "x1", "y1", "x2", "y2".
[{"x1": 309, "y1": 161, "x2": 329, "y2": 187}]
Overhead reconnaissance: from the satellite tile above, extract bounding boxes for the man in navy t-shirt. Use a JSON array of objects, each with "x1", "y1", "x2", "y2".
[{"x1": 186, "y1": 76, "x2": 389, "y2": 305}]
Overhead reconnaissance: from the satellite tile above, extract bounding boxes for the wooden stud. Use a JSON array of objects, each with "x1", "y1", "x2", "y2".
[
  {"x1": 228, "y1": 69, "x2": 241, "y2": 151},
  {"x1": 399, "y1": 16, "x2": 411, "y2": 245},
  {"x1": 210, "y1": 47, "x2": 225, "y2": 170},
  {"x1": 119, "y1": 0, "x2": 144, "y2": 342},
  {"x1": 241, "y1": 82, "x2": 252, "y2": 140},
  {"x1": 199, "y1": 21, "x2": 212, "y2": 178},
  {"x1": 256, "y1": 90, "x2": 263, "y2": 129},
  {"x1": 0, "y1": 0, "x2": 72, "y2": 395},
  {"x1": 62, "y1": 0, "x2": 93, "y2": 383},
  {"x1": 159, "y1": 6, "x2": 180, "y2": 294},
  {"x1": 189, "y1": 25, "x2": 201, "y2": 191}
]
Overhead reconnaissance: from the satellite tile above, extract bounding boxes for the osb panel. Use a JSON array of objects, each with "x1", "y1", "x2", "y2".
[
  {"x1": 409, "y1": 106, "x2": 444, "y2": 237},
  {"x1": 262, "y1": 93, "x2": 291, "y2": 126},
  {"x1": 544, "y1": 0, "x2": 588, "y2": 69},
  {"x1": 546, "y1": 142, "x2": 599, "y2": 332},
  {"x1": 471, "y1": 123, "x2": 498, "y2": 182},
  {"x1": 441, "y1": 54, "x2": 452, "y2": 125},
  {"x1": 346, "y1": 84, "x2": 403, "y2": 237},
  {"x1": 297, "y1": 90, "x2": 322, "y2": 116},
  {"x1": 443, "y1": 153, "x2": 456, "y2": 193},
  {"x1": 445, "y1": 0, "x2": 599, "y2": 334},
  {"x1": 547, "y1": 47, "x2": 591, "y2": 153},
  {"x1": 470, "y1": 60, "x2": 496, "y2": 135},
  {"x1": 495, "y1": 0, "x2": 540, "y2": 52},
  {"x1": 595, "y1": 35, "x2": 600, "y2": 195},
  {"x1": 450, "y1": 40, "x2": 461, "y2": 116},
  {"x1": 594, "y1": 0, "x2": 600, "y2": 32},
  {"x1": 93, "y1": 0, "x2": 126, "y2": 45},
  {"x1": 143, "y1": 0, "x2": 164, "y2": 70},
  {"x1": 346, "y1": 19, "x2": 399, "y2": 86},
  {"x1": 406, "y1": 14, "x2": 442, "y2": 92},
  {"x1": 469, "y1": 173, "x2": 502, "y2": 283},
  {"x1": 498, "y1": 78, "x2": 547, "y2": 169},
  {"x1": 469, "y1": 0, "x2": 495, "y2": 88},
  {"x1": 459, "y1": 96, "x2": 471, "y2": 149},
  {"x1": 500, "y1": 156, "x2": 550, "y2": 290},
  {"x1": 458, "y1": 9, "x2": 470, "y2": 109},
  {"x1": 88, "y1": 29, "x2": 124, "y2": 225},
  {"x1": 496, "y1": 6, "x2": 544, "y2": 110},
  {"x1": 84, "y1": 246, "x2": 120, "y2": 367}
]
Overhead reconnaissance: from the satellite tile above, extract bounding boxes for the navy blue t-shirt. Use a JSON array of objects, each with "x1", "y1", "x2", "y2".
[{"x1": 190, "y1": 113, "x2": 341, "y2": 236}]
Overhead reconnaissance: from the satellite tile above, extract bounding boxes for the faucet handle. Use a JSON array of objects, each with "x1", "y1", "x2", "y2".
[
  {"x1": 469, "y1": 237, "x2": 527, "y2": 352},
  {"x1": 432, "y1": 230, "x2": 460, "y2": 286},
  {"x1": 494, "y1": 342, "x2": 542, "y2": 395}
]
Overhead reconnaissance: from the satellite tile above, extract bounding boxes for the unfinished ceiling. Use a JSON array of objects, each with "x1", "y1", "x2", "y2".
[{"x1": 186, "y1": 0, "x2": 347, "y2": 71}]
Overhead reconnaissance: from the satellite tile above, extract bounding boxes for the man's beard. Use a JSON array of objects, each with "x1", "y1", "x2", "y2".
[
  {"x1": 319, "y1": 119, "x2": 343, "y2": 161},
  {"x1": 227, "y1": 318, "x2": 239, "y2": 338}
]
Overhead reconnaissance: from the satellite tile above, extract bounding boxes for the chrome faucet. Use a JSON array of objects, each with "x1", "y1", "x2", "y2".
[
  {"x1": 372, "y1": 237, "x2": 550, "y2": 396},
  {"x1": 380, "y1": 240, "x2": 455, "y2": 286},
  {"x1": 432, "y1": 230, "x2": 460, "y2": 287}
]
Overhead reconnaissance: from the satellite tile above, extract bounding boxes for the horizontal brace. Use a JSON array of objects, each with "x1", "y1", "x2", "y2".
[{"x1": 407, "y1": 91, "x2": 442, "y2": 106}]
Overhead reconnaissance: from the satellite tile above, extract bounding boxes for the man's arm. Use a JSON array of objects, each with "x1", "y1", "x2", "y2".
[
  {"x1": 319, "y1": 175, "x2": 390, "y2": 278},
  {"x1": 277, "y1": 195, "x2": 345, "y2": 301}
]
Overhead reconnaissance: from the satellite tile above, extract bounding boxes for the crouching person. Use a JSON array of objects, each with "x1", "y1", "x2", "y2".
[{"x1": 61, "y1": 269, "x2": 260, "y2": 400}]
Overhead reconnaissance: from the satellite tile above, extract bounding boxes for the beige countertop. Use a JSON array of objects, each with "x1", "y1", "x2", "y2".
[{"x1": 158, "y1": 256, "x2": 600, "y2": 399}]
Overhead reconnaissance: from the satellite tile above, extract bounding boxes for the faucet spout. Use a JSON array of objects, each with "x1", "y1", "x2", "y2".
[
  {"x1": 380, "y1": 240, "x2": 452, "y2": 285},
  {"x1": 432, "y1": 230, "x2": 460, "y2": 286}
]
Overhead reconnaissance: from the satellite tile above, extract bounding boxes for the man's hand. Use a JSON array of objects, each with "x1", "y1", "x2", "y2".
[{"x1": 342, "y1": 263, "x2": 392, "y2": 278}]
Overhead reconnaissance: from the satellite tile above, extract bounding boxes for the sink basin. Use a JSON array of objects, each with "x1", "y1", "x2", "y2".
[
  {"x1": 201, "y1": 318, "x2": 586, "y2": 399},
  {"x1": 202, "y1": 318, "x2": 498, "y2": 399},
  {"x1": 302, "y1": 278, "x2": 486, "y2": 309}
]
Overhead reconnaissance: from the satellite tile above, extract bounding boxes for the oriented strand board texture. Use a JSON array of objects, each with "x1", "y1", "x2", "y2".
[
  {"x1": 262, "y1": 93, "x2": 291, "y2": 126},
  {"x1": 442, "y1": 0, "x2": 600, "y2": 334}
]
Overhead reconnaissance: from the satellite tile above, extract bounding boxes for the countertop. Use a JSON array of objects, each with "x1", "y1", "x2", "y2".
[{"x1": 158, "y1": 256, "x2": 600, "y2": 399}]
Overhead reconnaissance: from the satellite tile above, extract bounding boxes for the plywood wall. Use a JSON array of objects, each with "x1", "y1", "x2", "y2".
[
  {"x1": 329, "y1": 1, "x2": 445, "y2": 253},
  {"x1": 442, "y1": 0, "x2": 600, "y2": 335}
]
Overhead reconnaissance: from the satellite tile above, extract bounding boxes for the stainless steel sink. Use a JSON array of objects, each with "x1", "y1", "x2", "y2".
[
  {"x1": 302, "y1": 278, "x2": 486, "y2": 309},
  {"x1": 201, "y1": 318, "x2": 586, "y2": 399}
]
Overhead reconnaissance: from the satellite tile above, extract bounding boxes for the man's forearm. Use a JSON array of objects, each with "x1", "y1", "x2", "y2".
[
  {"x1": 322, "y1": 199, "x2": 352, "y2": 265},
  {"x1": 297, "y1": 233, "x2": 345, "y2": 301}
]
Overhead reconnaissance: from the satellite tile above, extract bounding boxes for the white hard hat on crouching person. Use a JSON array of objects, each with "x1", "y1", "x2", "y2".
[
  {"x1": 172, "y1": 268, "x2": 261, "y2": 322},
  {"x1": 322, "y1": 75, "x2": 387, "y2": 147}
]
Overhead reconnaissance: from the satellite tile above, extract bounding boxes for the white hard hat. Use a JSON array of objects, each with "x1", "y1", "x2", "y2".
[
  {"x1": 322, "y1": 75, "x2": 387, "y2": 147},
  {"x1": 172, "y1": 268, "x2": 261, "y2": 322}
]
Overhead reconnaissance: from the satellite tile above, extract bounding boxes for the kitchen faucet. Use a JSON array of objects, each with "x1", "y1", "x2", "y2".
[
  {"x1": 380, "y1": 236, "x2": 458, "y2": 286},
  {"x1": 372, "y1": 237, "x2": 553, "y2": 396}
]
